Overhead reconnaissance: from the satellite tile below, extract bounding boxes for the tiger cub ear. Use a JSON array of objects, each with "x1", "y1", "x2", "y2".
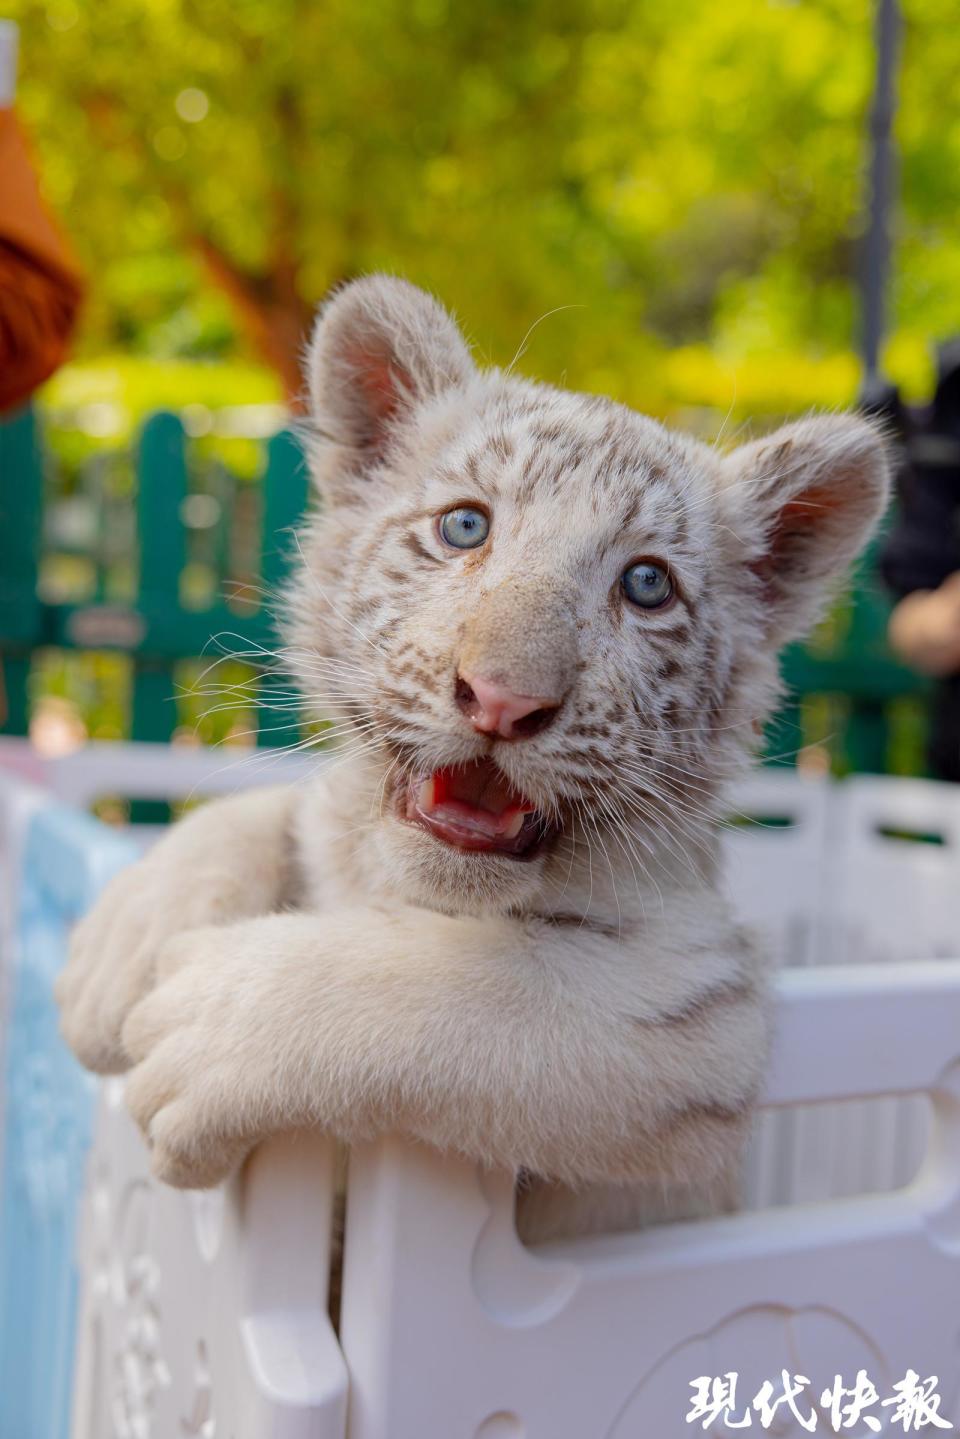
[
  {"x1": 720, "y1": 413, "x2": 892, "y2": 645},
  {"x1": 306, "y1": 274, "x2": 475, "y2": 493}
]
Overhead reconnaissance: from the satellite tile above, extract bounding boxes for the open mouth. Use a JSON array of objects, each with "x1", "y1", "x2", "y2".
[{"x1": 403, "y1": 758, "x2": 551, "y2": 858}]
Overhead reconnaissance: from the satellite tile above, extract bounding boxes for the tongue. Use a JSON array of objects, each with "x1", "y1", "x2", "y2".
[{"x1": 413, "y1": 762, "x2": 536, "y2": 842}]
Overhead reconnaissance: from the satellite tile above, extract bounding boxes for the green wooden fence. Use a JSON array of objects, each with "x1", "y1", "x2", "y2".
[
  {"x1": 0, "y1": 404, "x2": 309, "y2": 818},
  {"x1": 772, "y1": 562, "x2": 931, "y2": 777},
  {"x1": 0, "y1": 403, "x2": 933, "y2": 780}
]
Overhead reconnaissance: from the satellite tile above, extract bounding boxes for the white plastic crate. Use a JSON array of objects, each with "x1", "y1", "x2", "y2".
[
  {"x1": 722, "y1": 768, "x2": 835, "y2": 970},
  {"x1": 71, "y1": 1087, "x2": 346, "y2": 1439},
  {"x1": 834, "y1": 775, "x2": 960, "y2": 966},
  {"x1": 728, "y1": 772, "x2": 960, "y2": 1211},
  {"x1": 823, "y1": 776, "x2": 960, "y2": 1205},
  {"x1": 722, "y1": 771, "x2": 840, "y2": 1212},
  {"x1": 3, "y1": 747, "x2": 959, "y2": 1438},
  {"x1": 45, "y1": 739, "x2": 311, "y2": 813},
  {"x1": 340, "y1": 964, "x2": 960, "y2": 1438}
]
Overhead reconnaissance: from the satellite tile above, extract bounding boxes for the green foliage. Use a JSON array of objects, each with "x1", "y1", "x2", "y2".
[
  {"x1": 41, "y1": 356, "x2": 282, "y2": 428},
  {"x1": 7, "y1": 0, "x2": 956, "y2": 418}
]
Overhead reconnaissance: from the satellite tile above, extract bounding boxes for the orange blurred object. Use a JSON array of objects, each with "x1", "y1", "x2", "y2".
[{"x1": 0, "y1": 107, "x2": 85, "y2": 412}]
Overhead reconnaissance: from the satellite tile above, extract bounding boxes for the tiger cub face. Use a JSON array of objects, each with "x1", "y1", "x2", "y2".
[{"x1": 285, "y1": 276, "x2": 889, "y2": 919}]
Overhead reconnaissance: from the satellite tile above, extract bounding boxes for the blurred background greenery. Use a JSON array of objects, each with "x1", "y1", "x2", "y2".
[
  {"x1": 1, "y1": 0, "x2": 949, "y2": 775},
  {"x1": 11, "y1": 0, "x2": 959, "y2": 420}
]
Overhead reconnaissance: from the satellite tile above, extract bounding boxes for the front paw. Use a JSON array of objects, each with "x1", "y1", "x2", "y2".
[
  {"x1": 57, "y1": 859, "x2": 242, "y2": 1076},
  {"x1": 121, "y1": 927, "x2": 273, "y2": 1188},
  {"x1": 57, "y1": 861, "x2": 169, "y2": 1075}
]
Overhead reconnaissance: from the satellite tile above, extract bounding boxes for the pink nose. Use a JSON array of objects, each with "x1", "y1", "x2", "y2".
[{"x1": 455, "y1": 672, "x2": 561, "y2": 740}]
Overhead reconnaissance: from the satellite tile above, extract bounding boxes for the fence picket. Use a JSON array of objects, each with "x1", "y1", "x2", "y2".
[
  {"x1": 0, "y1": 405, "x2": 42, "y2": 737},
  {"x1": 256, "y1": 427, "x2": 311, "y2": 747},
  {"x1": 130, "y1": 412, "x2": 189, "y2": 815}
]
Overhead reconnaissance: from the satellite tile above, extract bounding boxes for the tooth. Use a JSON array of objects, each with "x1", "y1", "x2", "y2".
[
  {"x1": 417, "y1": 777, "x2": 437, "y2": 812},
  {"x1": 502, "y1": 810, "x2": 526, "y2": 840}
]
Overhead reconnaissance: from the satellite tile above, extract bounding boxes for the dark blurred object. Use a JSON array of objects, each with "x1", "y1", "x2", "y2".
[
  {"x1": 859, "y1": 375, "x2": 908, "y2": 440},
  {"x1": 0, "y1": 21, "x2": 85, "y2": 729},
  {"x1": 0, "y1": 21, "x2": 84, "y2": 415},
  {"x1": 880, "y1": 344, "x2": 960, "y2": 595},
  {"x1": 861, "y1": 0, "x2": 900, "y2": 389},
  {"x1": 878, "y1": 342, "x2": 960, "y2": 780}
]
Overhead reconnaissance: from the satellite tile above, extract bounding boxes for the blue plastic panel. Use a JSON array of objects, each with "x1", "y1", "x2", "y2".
[{"x1": 0, "y1": 805, "x2": 136, "y2": 1439}]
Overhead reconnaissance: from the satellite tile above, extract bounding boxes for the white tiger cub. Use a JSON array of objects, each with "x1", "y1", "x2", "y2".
[{"x1": 56, "y1": 276, "x2": 890, "y2": 1242}]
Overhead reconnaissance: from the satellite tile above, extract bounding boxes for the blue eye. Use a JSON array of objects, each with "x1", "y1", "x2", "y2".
[
  {"x1": 622, "y1": 560, "x2": 673, "y2": 609},
  {"x1": 439, "y1": 506, "x2": 490, "y2": 549}
]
